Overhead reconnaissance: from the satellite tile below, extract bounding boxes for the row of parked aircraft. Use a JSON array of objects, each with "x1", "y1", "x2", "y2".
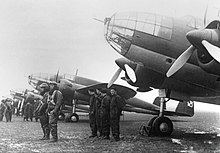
[{"x1": 10, "y1": 4, "x2": 220, "y2": 137}]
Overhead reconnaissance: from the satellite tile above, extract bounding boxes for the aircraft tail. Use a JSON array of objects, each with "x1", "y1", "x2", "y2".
[{"x1": 175, "y1": 101, "x2": 194, "y2": 117}]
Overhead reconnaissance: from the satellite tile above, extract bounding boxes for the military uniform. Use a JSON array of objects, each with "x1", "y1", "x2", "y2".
[
  {"x1": 37, "y1": 92, "x2": 50, "y2": 140},
  {"x1": 0, "y1": 101, "x2": 5, "y2": 121},
  {"x1": 96, "y1": 94, "x2": 103, "y2": 137},
  {"x1": 110, "y1": 94, "x2": 125, "y2": 141},
  {"x1": 101, "y1": 94, "x2": 111, "y2": 139},
  {"x1": 89, "y1": 94, "x2": 97, "y2": 137},
  {"x1": 5, "y1": 101, "x2": 12, "y2": 122},
  {"x1": 23, "y1": 102, "x2": 30, "y2": 121},
  {"x1": 47, "y1": 90, "x2": 63, "y2": 142}
]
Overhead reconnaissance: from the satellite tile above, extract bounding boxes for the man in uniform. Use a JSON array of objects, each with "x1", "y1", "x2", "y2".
[
  {"x1": 0, "y1": 100, "x2": 5, "y2": 121},
  {"x1": 95, "y1": 88, "x2": 103, "y2": 137},
  {"x1": 23, "y1": 102, "x2": 30, "y2": 121},
  {"x1": 47, "y1": 83, "x2": 63, "y2": 142},
  {"x1": 88, "y1": 89, "x2": 97, "y2": 138},
  {"x1": 37, "y1": 83, "x2": 50, "y2": 140},
  {"x1": 100, "y1": 88, "x2": 111, "y2": 140},
  {"x1": 5, "y1": 99, "x2": 12, "y2": 122},
  {"x1": 110, "y1": 88, "x2": 126, "y2": 141}
]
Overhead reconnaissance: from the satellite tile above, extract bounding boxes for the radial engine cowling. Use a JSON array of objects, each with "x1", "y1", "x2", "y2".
[
  {"x1": 197, "y1": 54, "x2": 220, "y2": 75},
  {"x1": 186, "y1": 21, "x2": 220, "y2": 76}
]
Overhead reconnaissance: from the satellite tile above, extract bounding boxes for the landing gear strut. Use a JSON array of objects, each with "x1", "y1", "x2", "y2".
[
  {"x1": 65, "y1": 99, "x2": 79, "y2": 123},
  {"x1": 148, "y1": 89, "x2": 173, "y2": 136}
]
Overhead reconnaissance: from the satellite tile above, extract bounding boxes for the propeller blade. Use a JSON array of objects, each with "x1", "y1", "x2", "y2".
[
  {"x1": 107, "y1": 68, "x2": 122, "y2": 88},
  {"x1": 124, "y1": 64, "x2": 136, "y2": 83},
  {"x1": 202, "y1": 40, "x2": 220, "y2": 63},
  {"x1": 166, "y1": 45, "x2": 195, "y2": 77},
  {"x1": 204, "y1": 4, "x2": 208, "y2": 26},
  {"x1": 55, "y1": 69, "x2": 59, "y2": 83}
]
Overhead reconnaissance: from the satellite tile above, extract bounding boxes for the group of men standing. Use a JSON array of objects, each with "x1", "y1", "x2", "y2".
[{"x1": 88, "y1": 88, "x2": 125, "y2": 141}]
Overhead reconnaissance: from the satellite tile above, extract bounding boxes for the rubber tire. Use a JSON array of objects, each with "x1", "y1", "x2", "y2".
[
  {"x1": 147, "y1": 116, "x2": 157, "y2": 136},
  {"x1": 58, "y1": 112, "x2": 65, "y2": 121},
  {"x1": 69, "y1": 113, "x2": 79, "y2": 123},
  {"x1": 152, "y1": 116, "x2": 173, "y2": 137}
]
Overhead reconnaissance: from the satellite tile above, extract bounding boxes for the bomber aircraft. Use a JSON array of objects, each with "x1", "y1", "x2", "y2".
[
  {"x1": 103, "y1": 8, "x2": 220, "y2": 136},
  {"x1": 28, "y1": 72, "x2": 194, "y2": 125},
  {"x1": 10, "y1": 89, "x2": 41, "y2": 116}
]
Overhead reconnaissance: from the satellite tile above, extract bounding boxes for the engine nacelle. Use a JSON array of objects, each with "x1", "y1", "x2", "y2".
[{"x1": 197, "y1": 54, "x2": 220, "y2": 75}]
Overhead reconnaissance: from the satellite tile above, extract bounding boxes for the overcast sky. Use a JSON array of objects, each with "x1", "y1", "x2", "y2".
[{"x1": 0, "y1": 0, "x2": 219, "y2": 111}]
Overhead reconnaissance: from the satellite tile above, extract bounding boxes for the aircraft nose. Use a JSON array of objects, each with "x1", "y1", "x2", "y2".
[{"x1": 104, "y1": 12, "x2": 134, "y2": 55}]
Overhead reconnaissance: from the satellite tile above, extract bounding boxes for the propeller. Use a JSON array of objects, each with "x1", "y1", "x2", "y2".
[
  {"x1": 124, "y1": 64, "x2": 136, "y2": 83},
  {"x1": 55, "y1": 69, "x2": 59, "y2": 83},
  {"x1": 166, "y1": 45, "x2": 195, "y2": 77},
  {"x1": 107, "y1": 68, "x2": 122, "y2": 88},
  {"x1": 202, "y1": 40, "x2": 220, "y2": 63},
  {"x1": 204, "y1": 4, "x2": 208, "y2": 26},
  {"x1": 165, "y1": 4, "x2": 220, "y2": 77},
  {"x1": 167, "y1": 23, "x2": 220, "y2": 77}
]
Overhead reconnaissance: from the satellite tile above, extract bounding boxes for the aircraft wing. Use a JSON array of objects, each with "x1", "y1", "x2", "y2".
[{"x1": 76, "y1": 83, "x2": 136, "y2": 99}]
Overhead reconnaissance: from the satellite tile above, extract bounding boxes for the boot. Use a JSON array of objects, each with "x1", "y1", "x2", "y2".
[
  {"x1": 89, "y1": 134, "x2": 97, "y2": 138},
  {"x1": 39, "y1": 136, "x2": 50, "y2": 140},
  {"x1": 49, "y1": 137, "x2": 57, "y2": 142}
]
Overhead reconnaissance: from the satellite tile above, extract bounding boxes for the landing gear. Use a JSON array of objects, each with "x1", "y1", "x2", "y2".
[
  {"x1": 69, "y1": 113, "x2": 79, "y2": 123},
  {"x1": 65, "y1": 113, "x2": 79, "y2": 123},
  {"x1": 152, "y1": 116, "x2": 173, "y2": 136},
  {"x1": 147, "y1": 116, "x2": 157, "y2": 136},
  {"x1": 58, "y1": 112, "x2": 65, "y2": 121},
  {"x1": 147, "y1": 89, "x2": 173, "y2": 137},
  {"x1": 65, "y1": 99, "x2": 79, "y2": 123}
]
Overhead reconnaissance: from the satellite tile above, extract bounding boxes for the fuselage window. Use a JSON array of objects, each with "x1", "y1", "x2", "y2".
[
  {"x1": 109, "y1": 33, "x2": 131, "y2": 55},
  {"x1": 155, "y1": 26, "x2": 172, "y2": 40},
  {"x1": 127, "y1": 20, "x2": 136, "y2": 30},
  {"x1": 128, "y1": 12, "x2": 137, "y2": 21},
  {"x1": 136, "y1": 13, "x2": 173, "y2": 40},
  {"x1": 154, "y1": 16, "x2": 173, "y2": 40},
  {"x1": 136, "y1": 21, "x2": 154, "y2": 35},
  {"x1": 114, "y1": 19, "x2": 127, "y2": 28},
  {"x1": 124, "y1": 29, "x2": 134, "y2": 40}
]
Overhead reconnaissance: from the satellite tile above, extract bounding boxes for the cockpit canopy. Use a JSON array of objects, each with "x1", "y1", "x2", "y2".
[{"x1": 105, "y1": 12, "x2": 174, "y2": 55}]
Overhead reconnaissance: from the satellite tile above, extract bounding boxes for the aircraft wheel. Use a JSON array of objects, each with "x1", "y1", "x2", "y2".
[
  {"x1": 148, "y1": 116, "x2": 157, "y2": 126},
  {"x1": 58, "y1": 112, "x2": 65, "y2": 121},
  {"x1": 147, "y1": 116, "x2": 157, "y2": 136},
  {"x1": 152, "y1": 116, "x2": 173, "y2": 136},
  {"x1": 69, "y1": 113, "x2": 79, "y2": 123}
]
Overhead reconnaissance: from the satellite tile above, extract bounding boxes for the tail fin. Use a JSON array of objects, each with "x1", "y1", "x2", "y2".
[{"x1": 175, "y1": 101, "x2": 194, "y2": 117}]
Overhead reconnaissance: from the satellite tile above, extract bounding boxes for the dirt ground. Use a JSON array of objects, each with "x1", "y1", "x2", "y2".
[{"x1": 0, "y1": 112, "x2": 220, "y2": 153}]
